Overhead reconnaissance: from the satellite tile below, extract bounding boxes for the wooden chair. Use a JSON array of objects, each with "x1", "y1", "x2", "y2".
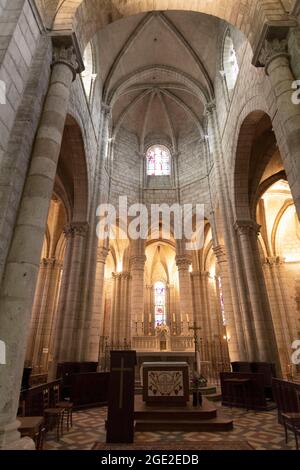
[
  {"x1": 17, "y1": 400, "x2": 46, "y2": 450},
  {"x1": 53, "y1": 384, "x2": 74, "y2": 431},
  {"x1": 43, "y1": 388, "x2": 65, "y2": 441},
  {"x1": 282, "y1": 390, "x2": 300, "y2": 450}
]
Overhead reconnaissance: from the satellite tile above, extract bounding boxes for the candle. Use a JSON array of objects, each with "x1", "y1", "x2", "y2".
[
  {"x1": 186, "y1": 314, "x2": 189, "y2": 322},
  {"x1": 173, "y1": 313, "x2": 176, "y2": 322},
  {"x1": 149, "y1": 314, "x2": 152, "y2": 322}
]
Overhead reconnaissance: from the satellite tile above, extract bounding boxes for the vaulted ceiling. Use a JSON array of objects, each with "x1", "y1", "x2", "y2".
[{"x1": 95, "y1": 11, "x2": 219, "y2": 151}]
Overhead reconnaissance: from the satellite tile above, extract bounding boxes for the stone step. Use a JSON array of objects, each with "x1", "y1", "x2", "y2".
[
  {"x1": 206, "y1": 393, "x2": 222, "y2": 402},
  {"x1": 135, "y1": 417, "x2": 233, "y2": 432},
  {"x1": 198, "y1": 386, "x2": 217, "y2": 395}
]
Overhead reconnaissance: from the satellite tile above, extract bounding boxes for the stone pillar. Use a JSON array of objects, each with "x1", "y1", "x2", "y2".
[
  {"x1": 264, "y1": 256, "x2": 297, "y2": 374},
  {"x1": 0, "y1": 40, "x2": 79, "y2": 449},
  {"x1": 259, "y1": 38, "x2": 300, "y2": 217},
  {"x1": 235, "y1": 220, "x2": 279, "y2": 364},
  {"x1": 110, "y1": 272, "x2": 130, "y2": 345},
  {"x1": 213, "y1": 245, "x2": 244, "y2": 362},
  {"x1": 206, "y1": 102, "x2": 248, "y2": 360},
  {"x1": 29, "y1": 258, "x2": 62, "y2": 374},
  {"x1": 191, "y1": 271, "x2": 204, "y2": 333},
  {"x1": 130, "y1": 255, "x2": 146, "y2": 336},
  {"x1": 91, "y1": 247, "x2": 109, "y2": 366},
  {"x1": 55, "y1": 222, "x2": 88, "y2": 362},
  {"x1": 176, "y1": 255, "x2": 193, "y2": 328}
]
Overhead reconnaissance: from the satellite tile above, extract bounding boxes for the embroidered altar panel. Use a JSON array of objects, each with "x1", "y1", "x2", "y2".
[{"x1": 142, "y1": 362, "x2": 189, "y2": 404}]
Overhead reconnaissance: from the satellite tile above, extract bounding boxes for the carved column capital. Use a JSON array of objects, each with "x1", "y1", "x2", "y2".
[
  {"x1": 266, "y1": 256, "x2": 285, "y2": 266},
  {"x1": 64, "y1": 222, "x2": 89, "y2": 238},
  {"x1": 101, "y1": 102, "x2": 112, "y2": 118},
  {"x1": 234, "y1": 220, "x2": 261, "y2": 238},
  {"x1": 258, "y1": 38, "x2": 289, "y2": 73},
  {"x1": 71, "y1": 222, "x2": 89, "y2": 237},
  {"x1": 213, "y1": 244, "x2": 227, "y2": 263},
  {"x1": 51, "y1": 33, "x2": 83, "y2": 81},
  {"x1": 97, "y1": 247, "x2": 109, "y2": 264},
  {"x1": 113, "y1": 272, "x2": 131, "y2": 280},
  {"x1": 176, "y1": 255, "x2": 192, "y2": 271},
  {"x1": 205, "y1": 99, "x2": 216, "y2": 115},
  {"x1": 41, "y1": 257, "x2": 56, "y2": 267}
]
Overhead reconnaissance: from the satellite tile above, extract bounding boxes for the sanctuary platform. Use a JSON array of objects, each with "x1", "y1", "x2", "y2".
[{"x1": 134, "y1": 395, "x2": 233, "y2": 432}]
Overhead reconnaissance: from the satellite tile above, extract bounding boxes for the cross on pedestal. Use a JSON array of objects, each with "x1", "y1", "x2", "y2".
[
  {"x1": 189, "y1": 322, "x2": 202, "y2": 375},
  {"x1": 112, "y1": 357, "x2": 132, "y2": 409}
]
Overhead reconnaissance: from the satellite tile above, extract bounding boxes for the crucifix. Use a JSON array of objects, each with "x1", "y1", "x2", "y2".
[
  {"x1": 189, "y1": 322, "x2": 202, "y2": 375},
  {"x1": 112, "y1": 357, "x2": 132, "y2": 409}
]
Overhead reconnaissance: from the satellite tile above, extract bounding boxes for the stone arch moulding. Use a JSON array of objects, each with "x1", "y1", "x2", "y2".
[
  {"x1": 63, "y1": 114, "x2": 89, "y2": 222},
  {"x1": 51, "y1": 0, "x2": 293, "y2": 52},
  {"x1": 271, "y1": 199, "x2": 294, "y2": 257},
  {"x1": 232, "y1": 107, "x2": 271, "y2": 221}
]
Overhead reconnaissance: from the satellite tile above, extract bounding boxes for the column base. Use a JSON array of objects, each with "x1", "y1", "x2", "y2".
[{"x1": 0, "y1": 419, "x2": 36, "y2": 450}]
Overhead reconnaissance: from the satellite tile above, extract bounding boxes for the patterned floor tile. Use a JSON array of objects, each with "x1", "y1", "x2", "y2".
[{"x1": 44, "y1": 403, "x2": 298, "y2": 451}]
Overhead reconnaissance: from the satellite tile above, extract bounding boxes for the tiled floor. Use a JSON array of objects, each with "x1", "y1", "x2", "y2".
[{"x1": 45, "y1": 403, "x2": 298, "y2": 451}]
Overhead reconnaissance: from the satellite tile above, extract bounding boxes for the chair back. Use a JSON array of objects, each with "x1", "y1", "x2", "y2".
[
  {"x1": 53, "y1": 384, "x2": 60, "y2": 405},
  {"x1": 42, "y1": 388, "x2": 50, "y2": 410}
]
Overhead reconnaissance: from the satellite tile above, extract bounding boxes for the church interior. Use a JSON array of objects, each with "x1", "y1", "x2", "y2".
[{"x1": 1, "y1": 0, "x2": 300, "y2": 452}]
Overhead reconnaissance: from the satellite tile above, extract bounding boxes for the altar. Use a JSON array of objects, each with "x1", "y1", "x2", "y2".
[
  {"x1": 142, "y1": 362, "x2": 190, "y2": 404},
  {"x1": 136, "y1": 352, "x2": 195, "y2": 381}
]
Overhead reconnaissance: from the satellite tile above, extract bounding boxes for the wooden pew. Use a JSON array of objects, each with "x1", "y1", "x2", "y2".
[
  {"x1": 20, "y1": 380, "x2": 62, "y2": 416},
  {"x1": 220, "y1": 372, "x2": 276, "y2": 411},
  {"x1": 56, "y1": 362, "x2": 98, "y2": 398},
  {"x1": 70, "y1": 372, "x2": 109, "y2": 409}
]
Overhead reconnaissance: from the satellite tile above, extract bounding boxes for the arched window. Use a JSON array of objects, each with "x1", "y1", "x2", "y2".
[
  {"x1": 222, "y1": 30, "x2": 239, "y2": 96},
  {"x1": 146, "y1": 145, "x2": 171, "y2": 176},
  {"x1": 154, "y1": 281, "x2": 166, "y2": 325},
  {"x1": 81, "y1": 42, "x2": 95, "y2": 100}
]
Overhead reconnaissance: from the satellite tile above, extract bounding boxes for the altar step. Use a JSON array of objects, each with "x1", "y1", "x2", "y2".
[
  {"x1": 134, "y1": 396, "x2": 233, "y2": 433},
  {"x1": 135, "y1": 417, "x2": 233, "y2": 432}
]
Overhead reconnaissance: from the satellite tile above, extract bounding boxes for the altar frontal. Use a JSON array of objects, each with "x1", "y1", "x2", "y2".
[{"x1": 142, "y1": 362, "x2": 189, "y2": 404}]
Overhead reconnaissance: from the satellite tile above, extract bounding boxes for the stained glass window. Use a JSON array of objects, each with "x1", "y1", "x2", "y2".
[
  {"x1": 146, "y1": 145, "x2": 171, "y2": 176},
  {"x1": 154, "y1": 281, "x2": 166, "y2": 325}
]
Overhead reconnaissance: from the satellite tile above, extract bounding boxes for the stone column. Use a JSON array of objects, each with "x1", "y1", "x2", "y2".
[
  {"x1": 130, "y1": 254, "x2": 146, "y2": 336},
  {"x1": 264, "y1": 256, "x2": 297, "y2": 374},
  {"x1": 55, "y1": 222, "x2": 88, "y2": 362},
  {"x1": 29, "y1": 258, "x2": 61, "y2": 374},
  {"x1": 25, "y1": 259, "x2": 49, "y2": 367},
  {"x1": 0, "y1": 40, "x2": 79, "y2": 449},
  {"x1": 110, "y1": 272, "x2": 130, "y2": 345},
  {"x1": 235, "y1": 220, "x2": 279, "y2": 364},
  {"x1": 259, "y1": 38, "x2": 300, "y2": 217},
  {"x1": 176, "y1": 255, "x2": 193, "y2": 329},
  {"x1": 191, "y1": 271, "x2": 204, "y2": 333},
  {"x1": 91, "y1": 247, "x2": 109, "y2": 366},
  {"x1": 213, "y1": 245, "x2": 244, "y2": 361},
  {"x1": 206, "y1": 102, "x2": 248, "y2": 360}
]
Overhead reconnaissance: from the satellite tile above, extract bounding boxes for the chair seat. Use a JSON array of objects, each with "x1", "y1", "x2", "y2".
[
  {"x1": 18, "y1": 417, "x2": 44, "y2": 433},
  {"x1": 282, "y1": 412, "x2": 300, "y2": 422},
  {"x1": 56, "y1": 401, "x2": 73, "y2": 409},
  {"x1": 44, "y1": 408, "x2": 64, "y2": 415}
]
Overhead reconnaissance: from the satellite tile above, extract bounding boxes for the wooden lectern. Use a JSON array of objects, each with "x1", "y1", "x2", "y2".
[{"x1": 106, "y1": 350, "x2": 137, "y2": 443}]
